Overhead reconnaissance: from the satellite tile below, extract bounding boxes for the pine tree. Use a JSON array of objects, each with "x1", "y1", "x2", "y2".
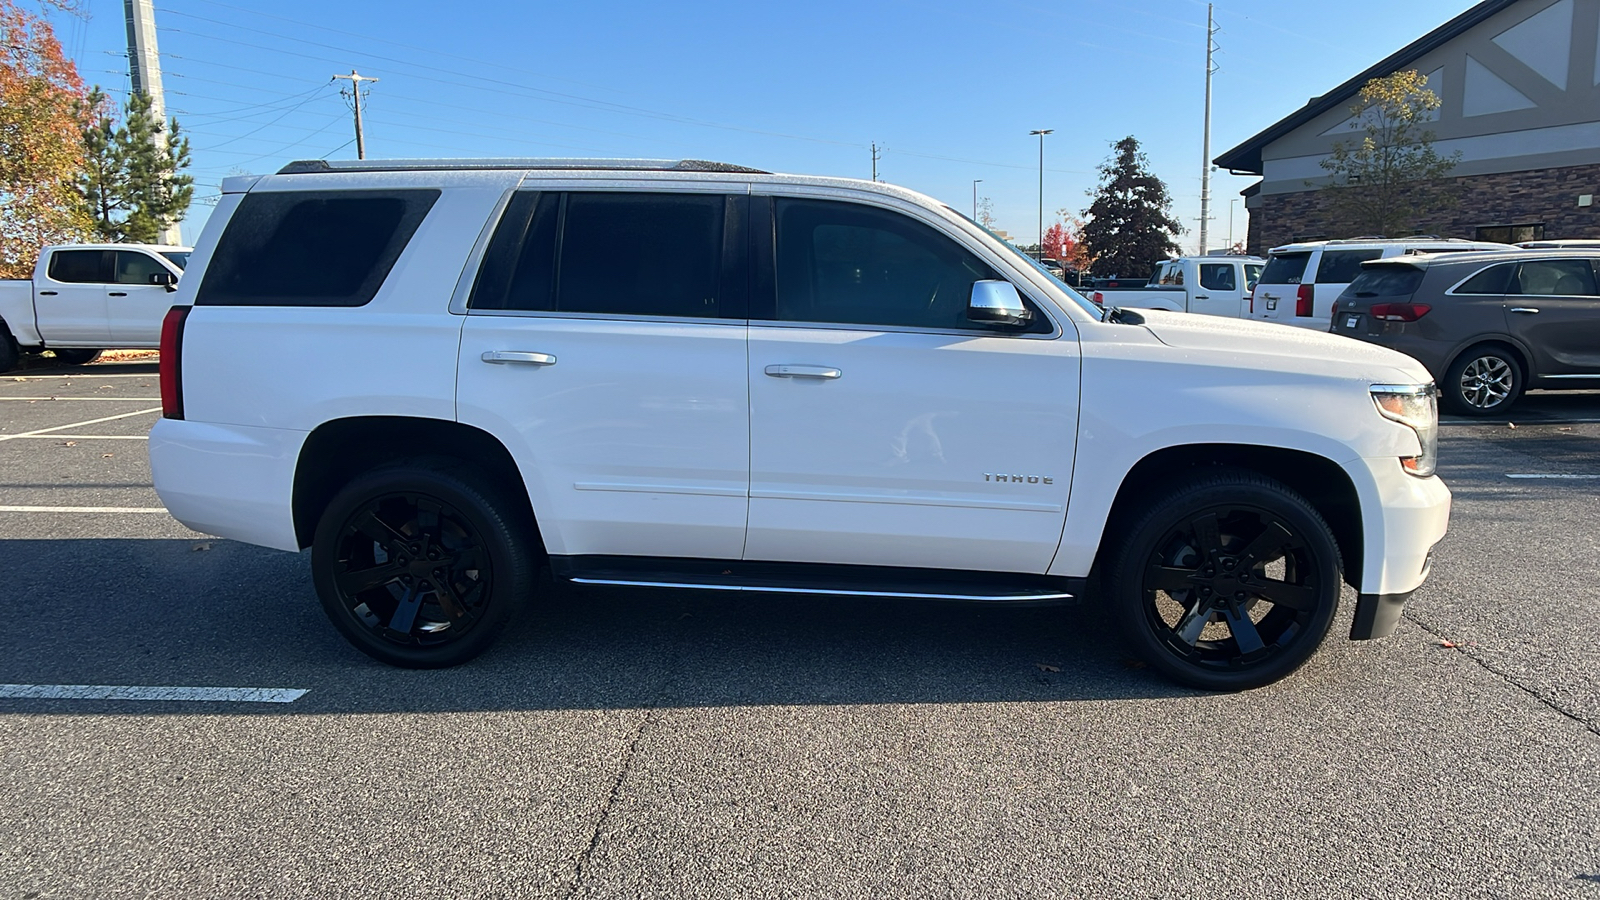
[
  {"x1": 1080, "y1": 136, "x2": 1182, "y2": 279},
  {"x1": 77, "y1": 87, "x2": 130, "y2": 241},
  {"x1": 75, "y1": 89, "x2": 193, "y2": 243}
]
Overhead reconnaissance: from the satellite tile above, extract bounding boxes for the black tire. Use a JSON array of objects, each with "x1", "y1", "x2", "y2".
[
  {"x1": 50, "y1": 348, "x2": 102, "y2": 366},
  {"x1": 1106, "y1": 470, "x2": 1343, "y2": 691},
  {"x1": 311, "y1": 461, "x2": 539, "y2": 668},
  {"x1": 0, "y1": 330, "x2": 17, "y2": 374},
  {"x1": 1442, "y1": 345, "x2": 1522, "y2": 417}
]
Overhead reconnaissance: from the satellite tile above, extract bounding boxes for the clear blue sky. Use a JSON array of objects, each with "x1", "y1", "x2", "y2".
[{"x1": 48, "y1": 0, "x2": 1477, "y2": 250}]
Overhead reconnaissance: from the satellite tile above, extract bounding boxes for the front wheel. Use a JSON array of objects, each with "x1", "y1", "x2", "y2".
[
  {"x1": 311, "y1": 462, "x2": 538, "y2": 668},
  {"x1": 50, "y1": 348, "x2": 102, "y2": 366},
  {"x1": 1443, "y1": 346, "x2": 1522, "y2": 416},
  {"x1": 1107, "y1": 471, "x2": 1343, "y2": 691}
]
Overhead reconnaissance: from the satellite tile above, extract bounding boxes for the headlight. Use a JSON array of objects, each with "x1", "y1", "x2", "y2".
[{"x1": 1370, "y1": 384, "x2": 1438, "y2": 477}]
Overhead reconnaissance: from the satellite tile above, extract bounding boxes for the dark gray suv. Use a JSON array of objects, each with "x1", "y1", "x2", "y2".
[{"x1": 1330, "y1": 250, "x2": 1600, "y2": 416}]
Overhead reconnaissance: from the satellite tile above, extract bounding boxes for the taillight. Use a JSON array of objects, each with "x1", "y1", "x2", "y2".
[
  {"x1": 159, "y1": 305, "x2": 191, "y2": 420},
  {"x1": 1295, "y1": 283, "x2": 1314, "y2": 317},
  {"x1": 1091, "y1": 291, "x2": 1105, "y2": 307},
  {"x1": 1370, "y1": 302, "x2": 1431, "y2": 322},
  {"x1": 1330, "y1": 300, "x2": 1340, "y2": 320}
]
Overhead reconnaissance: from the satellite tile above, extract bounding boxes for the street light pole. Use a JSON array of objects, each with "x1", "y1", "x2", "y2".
[
  {"x1": 1029, "y1": 129, "x2": 1053, "y2": 257},
  {"x1": 972, "y1": 179, "x2": 983, "y2": 221}
]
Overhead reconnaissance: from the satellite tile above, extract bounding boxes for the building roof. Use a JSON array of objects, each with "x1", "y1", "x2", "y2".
[{"x1": 1213, "y1": 0, "x2": 1518, "y2": 175}]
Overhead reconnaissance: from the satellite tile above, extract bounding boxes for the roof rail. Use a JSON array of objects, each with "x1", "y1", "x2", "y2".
[{"x1": 276, "y1": 158, "x2": 770, "y2": 175}]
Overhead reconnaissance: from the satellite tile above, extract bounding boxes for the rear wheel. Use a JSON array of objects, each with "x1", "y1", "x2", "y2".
[
  {"x1": 50, "y1": 348, "x2": 102, "y2": 366},
  {"x1": 1107, "y1": 471, "x2": 1343, "y2": 691},
  {"x1": 311, "y1": 462, "x2": 538, "y2": 668},
  {"x1": 1443, "y1": 346, "x2": 1522, "y2": 416}
]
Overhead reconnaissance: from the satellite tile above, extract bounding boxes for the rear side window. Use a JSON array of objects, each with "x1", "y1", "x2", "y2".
[
  {"x1": 48, "y1": 250, "x2": 108, "y2": 284},
  {"x1": 197, "y1": 189, "x2": 439, "y2": 307},
  {"x1": 1244, "y1": 264, "x2": 1264, "y2": 290},
  {"x1": 1512, "y1": 259, "x2": 1599, "y2": 296},
  {"x1": 1315, "y1": 249, "x2": 1384, "y2": 284},
  {"x1": 471, "y1": 191, "x2": 738, "y2": 319},
  {"x1": 1454, "y1": 263, "x2": 1514, "y2": 295},
  {"x1": 1198, "y1": 264, "x2": 1235, "y2": 291},
  {"x1": 1346, "y1": 266, "x2": 1424, "y2": 298},
  {"x1": 1259, "y1": 252, "x2": 1310, "y2": 285}
]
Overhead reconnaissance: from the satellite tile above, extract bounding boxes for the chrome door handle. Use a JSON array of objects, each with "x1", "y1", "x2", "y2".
[
  {"x1": 481, "y1": 350, "x2": 556, "y2": 366},
  {"x1": 764, "y1": 364, "x2": 841, "y2": 380},
  {"x1": 1509, "y1": 307, "x2": 1540, "y2": 314}
]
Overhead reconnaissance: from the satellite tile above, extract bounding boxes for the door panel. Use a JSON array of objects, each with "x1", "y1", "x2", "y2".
[
  {"x1": 746, "y1": 326, "x2": 1077, "y2": 573},
  {"x1": 458, "y1": 316, "x2": 749, "y2": 559},
  {"x1": 1503, "y1": 259, "x2": 1600, "y2": 376},
  {"x1": 107, "y1": 251, "x2": 179, "y2": 345},
  {"x1": 36, "y1": 249, "x2": 110, "y2": 344}
]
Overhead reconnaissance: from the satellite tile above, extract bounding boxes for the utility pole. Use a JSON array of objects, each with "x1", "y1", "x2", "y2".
[
  {"x1": 1198, "y1": 3, "x2": 1218, "y2": 255},
  {"x1": 333, "y1": 70, "x2": 379, "y2": 159},
  {"x1": 972, "y1": 179, "x2": 983, "y2": 220},
  {"x1": 870, "y1": 143, "x2": 880, "y2": 181},
  {"x1": 1029, "y1": 129, "x2": 1053, "y2": 257},
  {"x1": 123, "y1": 0, "x2": 180, "y2": 245},
  {"x1": 1229, "y1": 197, "x2": 1238, "y2": 251}
]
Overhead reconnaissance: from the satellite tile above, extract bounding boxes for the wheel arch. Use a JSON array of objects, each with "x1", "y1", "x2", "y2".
[
  {"x1": 1095, "y1": 443, "x2": 1363, "y2": 591},
  {"x1": 292, "y1": 415, "x2": 539, "y2": 552},
  {"x1": 1446, "y1": 336, "x2": 1532, "y2": 381}
]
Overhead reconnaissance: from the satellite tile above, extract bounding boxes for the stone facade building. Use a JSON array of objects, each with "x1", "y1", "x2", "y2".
[{"x1": 1216, "y1": 0, "x2": 1600, "y2": 255}]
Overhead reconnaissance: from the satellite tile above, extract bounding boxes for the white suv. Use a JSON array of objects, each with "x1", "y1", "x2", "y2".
[
  {"x1": 1253, "y1": 237, "x2": 1513, "y2": 331},
  {"x1": 149, "y1": 158, "x2": 1451, "y2": 690}
]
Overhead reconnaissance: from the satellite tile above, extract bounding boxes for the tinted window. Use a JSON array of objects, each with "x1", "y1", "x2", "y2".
[
  {"x1": 1199, "y1": 264, "x2": 1235, "y2": 291},
  {"x1": 1316, "y1": 249, "x2": 1384, "y2": 284},
  {"x1": 159, "y1": 251, "x2": 190, "y2": 270},
  {"x1": 1512, "y1": 259, "x2": 1599, "y2": 296},
  {"x1": 472, "y1": 192, "x2": 732, "y2": 319},
  {"x1": 197, "y1": 189, "x2": 438, "y2": 307},
  {"x1": 1346, "y1": 266, "x2": 1424, "y2": 298},
  {"x1": 1454, "y1": 263, "x2": 1514, "y2": 295},
  {"x1": 1244, "y1": 264, "x2": 1264, "y2": 290},
  {"x1": 47, "y1": 250, "x2": 107, "y2": 284},
  {"x1": 774, "y1": 199, "x2": 1004, "y2": 330},
  {"x1": 1259, "y1": 252, "x2": 1310, "y2": 285},
  {"x1": 114, "y1": 251, "x2": 169, "y2": 285}
]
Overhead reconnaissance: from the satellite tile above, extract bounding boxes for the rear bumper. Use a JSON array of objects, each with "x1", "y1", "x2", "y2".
[{"x1": 149, "y1": 418, "x2": 306, "y2": 551}]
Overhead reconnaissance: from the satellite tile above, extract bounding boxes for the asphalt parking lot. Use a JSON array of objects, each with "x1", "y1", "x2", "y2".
[{"x1": 1, "y1": 360, "x2": 1597, "y2": 899}]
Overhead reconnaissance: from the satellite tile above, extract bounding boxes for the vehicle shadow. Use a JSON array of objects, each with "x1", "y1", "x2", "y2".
[
  {"x1": 11, "y1": 358, "x2": 160, "y2": 376},
  {"x1": 0, "y1": 539, "x2": 1195, "y2": 715}
]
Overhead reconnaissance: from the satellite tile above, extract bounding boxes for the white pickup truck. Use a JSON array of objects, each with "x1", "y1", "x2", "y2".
[
  {"x1": 0, "y1": 243, "x2": 191, "y2": 371},
  {"x1": 1086, "y1": 255, "x2": 1265, "y2": 318}
]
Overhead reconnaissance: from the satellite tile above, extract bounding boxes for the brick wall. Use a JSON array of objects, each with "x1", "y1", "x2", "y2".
[{"x1": 1247, "y1": 162, "x2": 1600, "y2": 254}]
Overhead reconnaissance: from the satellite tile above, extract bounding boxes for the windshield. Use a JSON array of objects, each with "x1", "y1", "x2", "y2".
[
  {"x1": 159, "y1": 251, "x2": 191, "y2": 270},
  {"x1": 952, "y1": 210, "x2": 1103, "y2": 320}
]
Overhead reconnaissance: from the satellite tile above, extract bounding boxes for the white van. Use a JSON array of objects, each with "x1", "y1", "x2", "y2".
[{"x1": 1252, "y1": 237, "x2": 1512, "y2": 331}]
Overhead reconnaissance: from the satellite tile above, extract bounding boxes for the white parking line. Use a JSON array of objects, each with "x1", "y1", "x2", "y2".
[
  {"x1": 0, "y1": 684, "x2": 308, "y2": 703},
  {"x1": 0, "y1": 407, "x2": 160, "y2": 443},
  {"x1": 0, "y1": 506, "x2": 168, "y2": 513},
  {"x1": 4, "y1": 434, "x2": 149, "y2": 440},
  {"x1": 1505, "y1": 473, "x2": 1600, "y2": 479}
]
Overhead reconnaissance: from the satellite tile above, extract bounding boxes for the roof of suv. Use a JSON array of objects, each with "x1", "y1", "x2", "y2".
[
  {"x1": 1363, "y1": 248, "x2": 1600, "y2": 269},
  {"x1": 276, "y1": 158, "x2": 771, "y2": 175},
  {"x1": 1267, "y1": 237, "x2": 1505, "y2": 254}
]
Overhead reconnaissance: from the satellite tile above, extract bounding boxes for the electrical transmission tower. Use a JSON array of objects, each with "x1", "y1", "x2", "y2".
[
  {"x1": 123, "y1": 0, "x2": 180, "y2": 245},
  {"x1": 1198, "y1": 3, "x2": 1219, "y2": 255},
  {"x1": 333, "y1": 70, "x2": 379, "y2": 160}
]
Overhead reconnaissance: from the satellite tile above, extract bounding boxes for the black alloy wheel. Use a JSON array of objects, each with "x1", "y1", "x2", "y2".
[
  {"x1": 1444, "y1": 347, "x2": 1522, "y2": 416},
  {"x1": 51, "y1": 348, "x2": 102, "y2": 366},
  {"x1": 1108, "y1": 471, "x2": 1342, "y2": 691},
  {"x1": 311, "y1": 462, "x2": 536, "y2": 668}
]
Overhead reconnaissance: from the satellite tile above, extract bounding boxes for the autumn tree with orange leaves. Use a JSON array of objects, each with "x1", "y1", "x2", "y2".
[{"x1": 0, "y1": 0, "x2": 90, "y2": 278}]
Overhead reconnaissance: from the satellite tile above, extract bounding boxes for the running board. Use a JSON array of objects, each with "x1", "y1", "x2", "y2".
[{"x1": 549, "y1": 556, "x2": 1081, "y2": 605}]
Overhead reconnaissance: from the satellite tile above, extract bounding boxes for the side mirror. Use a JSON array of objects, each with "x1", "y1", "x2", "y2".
[
  {"x1": 968, "y1": 280, "x2": 1032, "y2": 327},
  {"x1": 150, "y1": 271, "x2": 178, "y2": 292}
]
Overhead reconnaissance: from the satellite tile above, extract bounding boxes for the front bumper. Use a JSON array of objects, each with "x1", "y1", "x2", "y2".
[{"x1": 1340, "y1": 456, "x2": 1450, "y2": 639}]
